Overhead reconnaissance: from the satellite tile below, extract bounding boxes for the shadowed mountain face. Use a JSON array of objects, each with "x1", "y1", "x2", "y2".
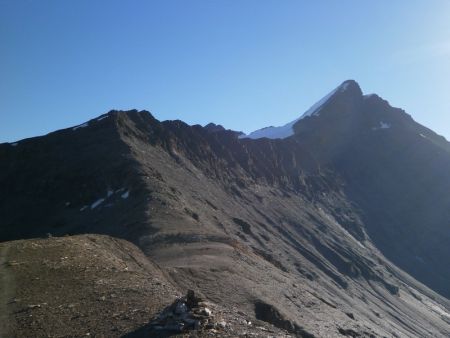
[
  {"x1": 1, "y1": 81, "x2": 450, "y2": 337},
  {"x1": 292, "y1": 80, "x2": 450, "y2": 299}
]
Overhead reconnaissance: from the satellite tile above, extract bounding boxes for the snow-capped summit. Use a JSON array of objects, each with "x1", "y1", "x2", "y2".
[{"x1": 239, "y1": 80, "x2": 361, "y2": 140}]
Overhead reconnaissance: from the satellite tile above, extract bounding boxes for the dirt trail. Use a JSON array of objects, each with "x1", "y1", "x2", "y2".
[{"x1": 0, "y1": 243, "x2": 14, "y2": 338}]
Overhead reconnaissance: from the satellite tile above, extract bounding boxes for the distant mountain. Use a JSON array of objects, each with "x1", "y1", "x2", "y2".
[
  {"x1": 240, "y1": 80, "x2": 354, "y2": 140},
  {"x1": 1, "y1": 81, "x2": 450, "y2": 337}
]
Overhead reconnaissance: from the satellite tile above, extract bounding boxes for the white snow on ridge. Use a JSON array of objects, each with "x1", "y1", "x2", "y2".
[
  {"x1": 239, "y1": 83, "x2": 344, "y2": 140},
  {"x1": 72, "y1": 122, "x2": 89, "y2": 131},
  {"x1": 80, "y1": 188, "x2": 130, "y2": 212},
  {"x1": 238, "y1": 119, "x2": 301, "y2": 140},
  {"x1": 72, "y1": 115, "x2": 107, "y2": 131},
  {"x1": 364, "y1": 94, "x2": 376, "y2": 99},
  {"x1": 299, "y1": 84, "x2": 341, "y2": 120},
  {"x1": 91, "y1": 198, "x2": 105, "y2": 209},
  {"x1": 372, "y1": 121, "x2": 391, "y2": 131},
  {"x1": 11, "y1": 142, "x2": 18, "y2": 147},
  {"x1": 340, "y1": 82, "x2": 351, "y2": 91}
]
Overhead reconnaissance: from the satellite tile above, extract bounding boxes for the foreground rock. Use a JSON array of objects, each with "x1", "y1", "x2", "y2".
[
  {"x1": 0, "y1": 235, "x2": 295, "y2": 338},
  {"x1": 148, "y1": 290, "x2": 219, "y2": 334}
]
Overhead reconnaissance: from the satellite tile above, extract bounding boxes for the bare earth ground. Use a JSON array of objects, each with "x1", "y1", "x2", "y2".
[
  {"x1": 0, "y1": 235, "x2": 292, "y2": 338},
  {"x1": 0, "y1": 244, "x2": 15, "y2": 337}
]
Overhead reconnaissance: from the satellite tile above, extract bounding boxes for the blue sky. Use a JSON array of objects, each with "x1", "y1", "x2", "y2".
[{"x1": 1, "y1": 1, "x2": 450, "y2": 142}]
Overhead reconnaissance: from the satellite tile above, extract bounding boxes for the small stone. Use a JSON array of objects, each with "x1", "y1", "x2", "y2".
[
  {"x1": 205, "y1": 323, "x2": 215, "y2": 330},
  {"x1": 202, "y1": 307, "x2": 212, "y2": 316},
  {"x1": 217, "y1": 321, "x2": 227, "y2": 328}
]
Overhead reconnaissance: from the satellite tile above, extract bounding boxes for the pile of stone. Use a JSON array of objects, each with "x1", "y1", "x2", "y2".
[{"x1": 149, "y1": 290, "x2": 226, "y2": 333}]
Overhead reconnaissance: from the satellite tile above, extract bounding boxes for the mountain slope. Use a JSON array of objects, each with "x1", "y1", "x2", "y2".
[
  {"x1": 1, "y1": 234, "x2": 293, "y2": 338},
  {"x1": 289, "y1": 80, "x2": 450, "y2": 299},
  {"x1": 0, "y1": 234, "x2": 180, "y2": 337},
  {"x1": 1, "y1": 82, "x2": 450, "y2": 336}
]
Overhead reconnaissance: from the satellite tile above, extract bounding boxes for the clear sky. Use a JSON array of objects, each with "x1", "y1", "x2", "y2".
[{"x1": 2, "y1": 1, "x2": 450, "y2": 142}]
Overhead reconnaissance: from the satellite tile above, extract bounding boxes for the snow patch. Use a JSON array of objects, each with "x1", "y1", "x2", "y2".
[
  {"x1": 419, "y1": 133, "x2": 427, "y2": 139},
  {"x1": 299, "y1": 85, "x2": 341, "y2": 120},
  {"x1": 238, "y1": 120, "x2": 299, "y2": 140},
  {"x1": 340, "y1": 82, "x2": 350, "y2": 91},
  {"x1": 97, "y1": 115, "x2": 109, "y2": 121},
  {"x1": 80, "y1": 188, "x2": 129, "y2": 212},
  {"x1": 11, "y1": 142, "x2": 18, "y2": 147},
  {"x1": 364, "y1": 94, "x2": 376, "y2": 99},
  {"x1": 91, "y1": 198, "x2": 105, "y2": 209},
  {"x1": 239, "y1": 83, "x2": 343, "y2": 140},
  {"x1": 72, "y1": 122, "x2": 89, "y2": 131},
  {"x1": 372, "y1": 121, "x2": 391, "y2": 130}
]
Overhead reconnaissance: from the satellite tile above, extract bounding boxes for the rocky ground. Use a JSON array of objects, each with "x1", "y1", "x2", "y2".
[{"x1": 0, "y1": 235, "x2": 293, "y2": 338}]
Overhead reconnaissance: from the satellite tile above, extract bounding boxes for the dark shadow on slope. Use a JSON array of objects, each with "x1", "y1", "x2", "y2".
[{"x1": 254, "y1": 300, "x2": 315, "y2": 338}]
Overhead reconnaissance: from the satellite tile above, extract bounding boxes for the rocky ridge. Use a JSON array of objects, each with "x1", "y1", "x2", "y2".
[{"x1": 1, "y1": 81, "x2": 450, "y2": 337}]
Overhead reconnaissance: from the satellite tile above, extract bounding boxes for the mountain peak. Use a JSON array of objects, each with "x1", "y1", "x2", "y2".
[
  {"x1": 338, "y1": 79, "x2": 363, "y2": 99},
  {"x1": 204, "y1": 123, "x2": 226, "y2": 133},
  {"x1": 240, "y1": 80, "x2": 364, "y2": 140},
  {"x1": 340, "y1": 79, "x2": 360, "y2": 91}
]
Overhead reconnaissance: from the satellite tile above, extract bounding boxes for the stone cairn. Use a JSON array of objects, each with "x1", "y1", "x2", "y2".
[{"x1": 149, "y1": 290, "x2": 226, "y2": 333}]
